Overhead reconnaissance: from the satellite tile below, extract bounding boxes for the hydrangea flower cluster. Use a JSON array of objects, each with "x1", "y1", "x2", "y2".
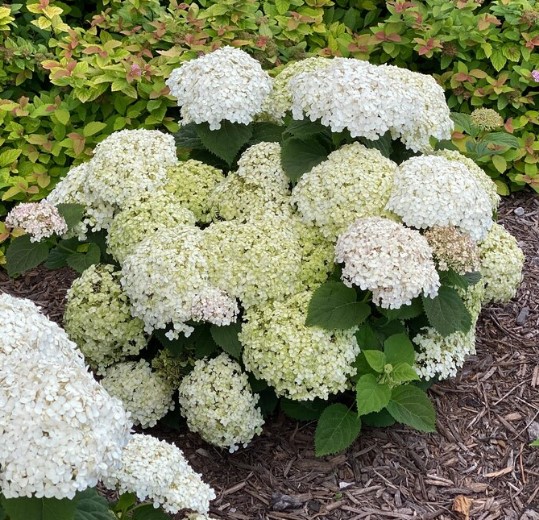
[
  {"x1": 478, "y1": 222, "x2": 525, "y2": 303},
  {"x1": 470, "y1": 108, "x2": 504, "y2": 131},
  {"x1": 5, "y1": 200, "x2": 67, "y2": 242},
  {"x1": 335, "y1": 217, "x2": 440, "y2": 309},
  {"x1": 386, "y1": 155, "x2": 493, "y2": 242},
  {"x1": 104, "y1": 434, "x2": 216, "y2": 515},
  {"x1": 292, "y1": 142, "x2": 398, "y2": 240},
  {"x1": 239, "y1": 292, "x2": 360, "y2": 400},
  {"x1": 100, "y1": 360, "x2": 175, "y2": 428},
  {"x1": 289, "y1": 58, "x2": 453, "y2": 152},
  {"x1": 0, "y1": 294, "x2": 132, "y2": 499},
  {"x1": 64, "y1": 264, "x2": 147, "y2": 374},
  {"x1": 166, "y1": 46, "x2": 273, "y2": 129},
  {"x1": 178, "y1": 354, "x2": 264, "y2": 452}
]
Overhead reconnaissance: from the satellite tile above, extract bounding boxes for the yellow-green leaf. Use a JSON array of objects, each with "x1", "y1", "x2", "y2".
[
  {"x1": 83, "y1": 122, "x2": 107, "y2": 137},
  {"x1": 55, "y1": 109, "x2": 70, "y2": 126}
]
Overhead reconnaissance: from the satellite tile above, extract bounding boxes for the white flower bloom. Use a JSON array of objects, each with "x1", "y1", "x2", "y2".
[
  {"x1": 107, "y1": 192, "x2": 197, "y2": 264},
  {"x1": 386, "y1": 155, "x2": 493, "y2": 242},
  {"x1": 190, "y1": 287, "x2": 239, "y2": 327},
  {"x1": 289, "y1": 58, "x2": 452, "y2": 152},
  {"x1": 178, "y1": 354, "x2": 264, "y2": 452},
  {"x1": 5, "y1": 201, "x2": 67, "y2": 242},
  {"x1": 101, "y1": 360, "x2": 175, "y2": 429},
  {"x1": 104, "y1": 434, "x2": 215, "y2": 515},
  {"x1": 478, "y1": 222, "x2": 524, "y2": 303},
  {"x1": 64, "y1": 264, "x2": 147, "y2": 374},
  {"x1": 166, "y1": 47, "x2": 273, "y2": 130},
  {"x1": 239, "y1": 292, "x2": 360, "y2": 400},
  {"x1": 335, "y1": 217, "x2": 440, "y2": 309},
  {"x1": 291, "y1": 142, "x2": 398, "y2": 240}
]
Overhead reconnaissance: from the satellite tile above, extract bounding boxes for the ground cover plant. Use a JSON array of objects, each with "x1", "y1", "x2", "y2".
[{"x1": 0, "y1": 48, "x2": 528, "y2": 519}]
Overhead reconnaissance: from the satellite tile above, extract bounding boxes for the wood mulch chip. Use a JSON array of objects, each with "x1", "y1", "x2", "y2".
[{"x1": 1, "y1": 191, "x2": 538, "y2": 520}]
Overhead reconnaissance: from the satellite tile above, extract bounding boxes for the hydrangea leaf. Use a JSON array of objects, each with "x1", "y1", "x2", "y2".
[
  {"x1": 380, "y1": 298, "x2": 423, "y2": 321},
  {"x1": 362, "y1": 350, "x2": 386, "y2": 373},
  {"x1": 355, "y1": 374, "x2": 391, "y2": 416},
  {"x1": 195, "y1": 121, "x2": 253, "y2": 167},
  {"x1": 281, "y1": 398, "x2": 326, "y2": 421},
  {"x1": 6, "y1": 234, "x2": 50, "y2": 277},
  {"x1": 383, "y1": 333, "x2": 416, "y2": 366},
  {"x1": 386, "y1": 385, "x2": 436, "y2": 432},
  {"x1": 391, "y1": 363, "x2": 420, "y2": 384},
  {"x1": 210, "y1": 322, "x2": 243, "y2": 360},
  {"x1": 355, "y1": 322, "x2": 383, "y2": 350},
  {"x1": 44, "y1": 238, "x2": 80, "y2": 270},
  {"x1": 131, "y1": 505, "x2": 170, "y2": 520},
  {"x1": 361, "y1": 409, "x2": 396, "y2": 428},
  {"x1": 66, "y1": 243, "x2": 101, "y2": 274},
  {"x1": 56, "y1": 203, "x2": 85, "y2": 231},
  {"x1": 73, "y1": 488, "x2": 115, "y2": 520},
  {"x1": 306, "y1": 281, "x2": 371, "y2": 330},
  {"x1": 250, "y1": 122, "x2": 284, "y2": 144},
  {"x1": 281, "y1": 136, "x2": 329, "y2": 181},
  {"x1": 284, "y1": 118, "x2": 330, "y2": 139},
  {"x1": 174, "y1": 122, "x2": 205, "y2": 150},
  {"x1": 315, "y1": 403, "x2": 361, "y2": 457},
  {"x1": 422, "y1": 286, "x2": 472, "y2": 337},
  {"x1": 0, "y1": 495, "x2": 76, "y2": 520}
]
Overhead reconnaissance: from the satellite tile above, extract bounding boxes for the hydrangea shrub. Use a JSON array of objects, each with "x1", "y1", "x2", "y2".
[{"x1": 4, "y1": 50, "x2": 525, "y2": 476}]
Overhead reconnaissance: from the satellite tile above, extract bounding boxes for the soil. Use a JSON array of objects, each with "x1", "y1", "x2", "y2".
[{"x1": 1, "y1": 191, "x2": 538, "y2": 520}]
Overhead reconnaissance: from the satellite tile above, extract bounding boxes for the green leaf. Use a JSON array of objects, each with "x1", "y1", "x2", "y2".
[
  {"x1": 281, "y1": 398, "x2": 326, "y2": 421},
  {"x1": 190, "y1": 325, "x2": 219, "y2": 359},
  {"x1": 439, "y1": 268, "x2": 470, "y2": 290},
  {"x1": 0, "y1": 148, "x2": 21, "y2": 167},
  {"x1": 490, "y1": 50, "x2": 507, "y2": 72},
  {"x1": 73, "y1": 488, "x2": 114, "y2": 520},
  {"x1": 55, "y1": 108, "x2": 70, "y2": 125},
  {"x1": 66, "y1": 243, "x2": 101, "y2": 273},
  {"x1": 306, "y1": 281, "x2": 371, "y2": 330},
  {"x1": 386, "y1": 385, "x2": 436, "y2": 432},
  {"x1": 44, "y1": 238, "x2": 79, "y2": 269},
  {"x1": 422, "y1": 286, "x2": 472, "y2": 337},
  {"x1": 355, "y1": 322, "x2": 383, "y2": 350},
  {"x1": 362, "y1": 408, "x2": 396, "y2": 427},
  {"x1": 83, "y1": 122, "x2": 107, "y2": 137},
  {"x1": 6, "y1": 235, "x2": 50, "y2": 277},
  {"x1": 1, "y1": 496, "x2": 76, "y2": 520},
  {"x1": 285, "y1": 119, "x2": 329, "y2": 139},
  {"x1": 250, "y1": 122, "x2": 284, "y2": 144},
  {"x1": 315, "y1": 403, "x2": 361, "y2": 456},
  {"x1": 450, "y1": 113, "x2": 476, "y2": 135},
  {"x1": 174, "y1": 123, "x2": 205, "y2": 149},
  {"x1": 352, "y1": 352, "x2": 378, "y2": 378},
  {"x1": 359, "y1": 132, "x2": 392, "y2": 158},
  {"x1": 56, "y1": 203, "x2": 85, "y2": 231},
  {"x1": 112, "y1": 493, "x2": 136, "y2": 514},
  {"x1": 275, "y1": 0, "x2": 290, "y2": 15},
  {"x1": 383, "y1": 333, "x2": 416, "y2": 366},
  {"x1": 132, "y1": 505, "x2": 169, "y2": 520},
  {"x1": 210, "y1": 322, "x2": 242, "y2": 360},
  {"x1": 391, "y1": 363, "x2": 420, "y2": 384},
  {"x1": 258, "y1": 387, "x2": 279, "y2": 417},
  {"x1": 355, "y1": 374, "x2": 391, "y2": 416},
  {"x1": 363, "y1": 350, "x2": 386, "y2": 373},
  {"x1": 463, "y1": 271, "x2": 481, "y2": 285},
  {"x1": 531, "y1": 439, "x2": 539, "y2": 447},
  {"x1": 482, "y1": 132, "x2": 520, "y2": 149},
  {"x1": 380, "y1": 298, "x2": 423, "y2": 321},
  {"x1": 195, "y1": 121, "x2": 253, "y2": 167},
  {"x1": 0, "y1": 503, "x2": 5, "y2": 520},
  {"x1": 281, "y1": 136, "x2": 329, "y2": 181}
]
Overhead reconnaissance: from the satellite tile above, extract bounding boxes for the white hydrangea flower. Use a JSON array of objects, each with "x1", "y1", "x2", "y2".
[
  {"x1": 5, "y1": 201, "x2": 67, "y2": 242},
  {"x1": 289, "y1": 58, "x2": 452, "y2": 152},
  {"x1": 202, "y1": 216, "x2": 302, "y2": 308},
  {"x1": 0, "y1": 293, "x2": 85, "y2": 367},
  {"x1": 120, "y1": 226, "x2": 210, "y2": 339},
  {"x1": 101, "y1": 360, "x2": 175, "y2": 429},
  {"x1": 178, "y1": 354, "x2": 264, "y2": 452},
  {"x1": 104, "y1": 434, "x2": 216, "y2": 515},
  {"x1": 478, "y1": 222, "x2": 524, "y2": 303},
  {"x1": 82, "y1": 129, "x2": 178, "y2": 230},
  {"x1": 107, "y1": 191, "x2": 197, "y2": 264},
  {"x1": 335, "y1": 217, "x2": 440, "y2": 309},
  {"x1": 386, "y1": 155, "x2": 493, "y2": 242},
  {"x1": 64, "y1": 264, "x2": 147, "y2": 374},
  {"x1": 434, "y1": 149, "x2": 500, "y2": 211},
  {"x1": 190, "y1": 287, "x2": 239, "y2": 327},
  {"x1": 163, "y1": 160, "x2": 225, "y2": 222},
  {"x1": 166, "y1": 46, "x2": 273, "y2": 130},
  {"x1": 258, "y1": 57, "x2": 332, "y2": 123},
  {"x1": 291, "y1": 142, "x2": 398, "y2": 240},
  {"x1": 239, "y1": 291, "x2": 360, "y2": 400},
  {"x1": 0, "y1": 295, "x2": 132, "y2": 500}
]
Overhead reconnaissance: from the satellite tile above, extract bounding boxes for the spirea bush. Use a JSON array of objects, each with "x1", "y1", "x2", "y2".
[{"x1": 3, "y1": 50, "x2": 526, "y2": 496}]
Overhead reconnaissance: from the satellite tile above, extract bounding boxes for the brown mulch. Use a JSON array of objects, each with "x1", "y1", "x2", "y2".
[{"x1": 1, "y1": 192, "x2": 538, "y2": 520}]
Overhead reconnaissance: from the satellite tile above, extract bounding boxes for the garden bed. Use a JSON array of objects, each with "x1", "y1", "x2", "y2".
[{"x1": 1, "y1": 191, "x2": 537, "y2": 520}]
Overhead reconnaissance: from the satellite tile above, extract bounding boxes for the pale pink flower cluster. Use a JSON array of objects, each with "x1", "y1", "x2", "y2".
[{"x1": 5, "y1": 201, "x2": 67, "y2": 242}]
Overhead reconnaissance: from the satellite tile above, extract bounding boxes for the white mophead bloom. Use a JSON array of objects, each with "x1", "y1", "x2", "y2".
[
  {"x1": 166, "y1": 47, "x2": 273, "y2": 130},
  {"x1": 178, "y1": 354, "x2": 264, "y2": 452},
  {"x1": 190, "y1": 286, "x2": 239, "y2": 327},
  {"x1": 386, "y1": 155, "x2": 493, "y2": 242},
  {"x1": 100, "y1": 360, "x2": 175, "y2": 429},
  {"x1": 289, "y1": 58, "x2": 452, "y2": 152},
  {"x1": 104, "y1": 434, "x2": 216, "y2": 515},
  {"x1": 5, "y1": 201, "x2": 68, "y2": 242},
  {"x1": 335, "y1": 217, "x2": 440, "y2": 309}
]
